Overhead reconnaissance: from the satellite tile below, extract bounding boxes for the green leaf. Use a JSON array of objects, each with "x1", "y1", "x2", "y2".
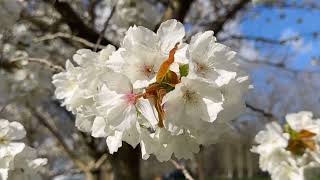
[
  {"x1": 284, "y1": 124, "x2": 298, "y2": 139},
  {"x1": 179, "y1": 64, "x2": 189, "y2": 77}
]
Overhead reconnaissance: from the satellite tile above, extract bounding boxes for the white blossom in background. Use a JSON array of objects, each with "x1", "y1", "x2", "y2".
[
  {"x1": 252, "y1": 111, "x2": 320, "y2": 180},
  {"x1": 53, "y1": 19, "x2": 250, "y2": 161},
  {"x1": 116, "y1": 0, "x2": 161, "y2": 29},
  {"x1": 0, "y1": 119, "x2": 47, "y2": 180},
  {"x1": 0, "y1": 0, "x2": 22, "y2": 31}
]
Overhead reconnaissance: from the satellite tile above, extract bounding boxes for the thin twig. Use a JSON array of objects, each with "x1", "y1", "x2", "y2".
[
  {"x1": 94, "y1": 6, "x2": 116, "y2": 51},
  {"x1": 93, "y1": 154, "x2": 108, "y2": 169},
  {"x1": 220, "y1": 33, "x2": 317, "y2": 45},
  {"x1": 239, "y1": 55, "x2": 320, "y2": 74},
  {"x1": 170, "y1": 159, "x2": 194, "y2": 180},
  {"x1": 34, "y1": 32, "x2": 106, "y2": 49},
  {"x1": 28, "y1": 57, "x2": 64, "y2": 73},
  {"x1": 245, "y1": 102, "x2": 274, "y2": 119}
]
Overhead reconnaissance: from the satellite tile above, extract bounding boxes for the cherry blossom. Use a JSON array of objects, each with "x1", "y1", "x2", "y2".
[{"x1": 53, "y1": 19, "x2": 250, "y2": 161}]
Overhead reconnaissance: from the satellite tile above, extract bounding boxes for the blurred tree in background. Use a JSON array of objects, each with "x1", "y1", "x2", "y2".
[{"x1": 0, "y1": 0, "x2": 319, "y2": 179}]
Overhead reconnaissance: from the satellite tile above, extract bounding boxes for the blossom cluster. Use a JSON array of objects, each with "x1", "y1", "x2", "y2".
[
  {"x1": 252, "y1": 111, "x2": 320, "y2": 180},
  {"x1": 53, "y1": 19, "x2": 250, "y2": 161},
  {"x1": 0, "y1": 119, "x2": 47, "y2": 180}
]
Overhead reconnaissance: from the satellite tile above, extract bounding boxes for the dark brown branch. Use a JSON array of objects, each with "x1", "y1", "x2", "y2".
[
  {"x1": 42, "y1": 0, "x2": 117, "y2": 47},
  {"x1": 220, "y1": 34, "x2": 298, "y2": 45},
  {"x1": 220, "y1": 32, "x2": 319, "y2": 45},
  {"x1": 94, "y1": 5, "x2": 116, "y2": 51},
  {"x1": 245, "y1": 103, "x2": 274, "y2": 118},
  {"x1": 209, "y1": 0, "x2": 251, "y2": 35}
]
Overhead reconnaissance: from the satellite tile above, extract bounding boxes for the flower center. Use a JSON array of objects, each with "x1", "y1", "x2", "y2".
[
  {"x1": 183, "y1": 90, "x2": 198, "y2": 104},
  {"x1": 125, "y1": 93, "x2": 139, "y2": 105},
  {"x1": 142, "y1": 64, "x2": 154, "y2": 78},
  {"x1": 285, "y1": 125, "x2": 317, "y2": 156},
  {"x1": 195, "y1": 62, "x2": 210, "y2": 76}
]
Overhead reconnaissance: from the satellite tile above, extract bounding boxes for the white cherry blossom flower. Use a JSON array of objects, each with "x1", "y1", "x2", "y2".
[
  {"x1": 52, "y1": 61, "x2": 86, "y2": 112},
  {"x1": 0, "y1": 119, "x2": 26, "y2": 171},
  {"x1": 52, "y1": 19, "x2": 250, "y2": 161},
  {"x1": 188, "y1": 31, "x2": 240, "y2": 84},
  {"x1": 162, "y1": 77, "x2": 223, "y2": 136},
  {"x1": 0, "y1": 119, "x2": 46, "y2": 180},
  {"x1": 115, "y1": 19, "x2": 186, "y2": 88},
  {"x1": 53, "y1": 47, "x2": 116, "y2": 133},
  {"x1": 252, "y1": 111, "x2": 320, "y2": 180}
]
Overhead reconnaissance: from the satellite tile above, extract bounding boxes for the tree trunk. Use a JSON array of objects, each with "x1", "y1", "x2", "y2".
[{"x1": 110, "y1": 143, "x2": 140, "y2": 180}]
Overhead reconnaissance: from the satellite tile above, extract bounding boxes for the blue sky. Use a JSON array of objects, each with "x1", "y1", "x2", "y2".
[{"x1": 240, "y1": 1, "x2": 320, "y2": 71}]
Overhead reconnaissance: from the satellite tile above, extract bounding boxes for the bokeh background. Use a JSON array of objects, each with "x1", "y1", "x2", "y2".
[{"x1": 0, "y1": 0, "x2": 319, "y2": 179}]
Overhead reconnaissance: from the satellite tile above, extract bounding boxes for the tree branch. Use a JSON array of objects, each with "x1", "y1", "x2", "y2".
[
  {"x1": 220, "y1": 34, "x2": 299, "y2": 45},
  {"x1": 42, "y1": 0, "x2": 117, "y2": 47},
  {"x1": 220, "y1": 32, "x2": 319, "y2": 45},
  {"x1": 245, "y1": 103, "x2": 274, "y2": 118},
  {"x1": 34, "y1": 32, "x2": 107, "y2": 50},
  {"x1": 28, "y1": 57, "x2": 64, "y2": 73},
  {"x1": 209, "y1": 0, "x2": 251, "y2": 35},
  {"x1": 170, "y1": 159, "x2": 194, "y2": 180},
  {"x1": 27, "y1": 104, "x2": 91, "y2": 174},
  {"x1": 94, "y1": 5, "x2": 116, "y2": 51}
]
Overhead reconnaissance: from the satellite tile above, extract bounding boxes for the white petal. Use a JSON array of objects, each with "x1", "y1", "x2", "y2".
[
  {"x1": 202, "y1": 98, "x2": 223, "y2": 122},
  {"x1": 91, "y1": 117, "x2": 108, "y2": 138},
  {"x1": 0, "y1": 169, "x2": 8, "y2": 180},
  {"x1": 0, "y1": 119, "x2": 10, "y2": 138},
  {"x1": 6, "y1": 122, "x2": 26, "y2": 141},
  {"x1": 99, "y1": 45, "x2": 116, "y2": 62},
  {"x1": 106, "y1": 48, "x2": 126, "y2": 73},
  {"x1": 122, "y1": 26, "x2": 159, "y2": 52},
  {"x1": 65, "y1": 60, "x2": 75, "y2": 71},
  {"x1": 106, "y1": 131, "x2": 123, "y2": 154},
  {"x1": 157, "y1": 19, "x2": 185, "y2": 53},
  {"x1": 188, "y1": 31, "x2": 216, "y2": 64},
  {"x1": 75, "y1": 109, "x2": 95, "y2": 132},
  {"x1": 101, "y1": 72, "x2": 133, "y2": 94},
  {"x1": 107, "y1": 104, "x2": 136, "y2": 131},
  {"x1": 28, "y1": 158, "x2": 48, "y2": 171},
  {"x1": 123, "y1": 122, "x2": 140, "y2": 148},
  {"x1": 136, "y1": 99, "x2": 158, "y2": 127}
]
